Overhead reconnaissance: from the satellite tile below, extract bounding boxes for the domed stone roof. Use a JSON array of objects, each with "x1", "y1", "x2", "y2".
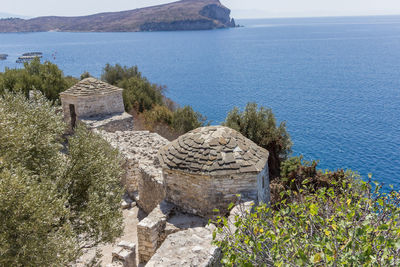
[
  {"x1": 60, "y1": 78, "x2": 123, "y2": 97},
  {"x1": 158, "y1": 126, "x2": 269, "y2": 176}
]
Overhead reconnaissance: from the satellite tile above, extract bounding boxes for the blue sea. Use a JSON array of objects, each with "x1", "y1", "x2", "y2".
[{"x1": 1, "y1": 16, "x2": 399, "y2": 189}]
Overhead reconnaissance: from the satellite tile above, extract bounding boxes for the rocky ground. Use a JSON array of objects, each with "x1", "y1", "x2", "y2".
[
  {"x1": 146, "y1": 226, "x2": 220, "y2": 267},
  {"x1": 75, "y1": 201, "x2": 144, "y2": 266}
]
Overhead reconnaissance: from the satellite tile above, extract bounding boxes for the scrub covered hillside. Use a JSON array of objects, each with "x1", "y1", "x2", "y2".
[{"x1": 0, "y1": 0, "x2": 236, "y2": 32}]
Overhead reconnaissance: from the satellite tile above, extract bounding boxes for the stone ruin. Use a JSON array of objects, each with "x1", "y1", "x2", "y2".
[
  {"x1": 61, "y1": 79, "x2": 271, "y2": 266},
  {"x1": 99, "y1": 130, "x2": 169, "y2": 214},
  {"x1": 158, "y1": 126, "x2": 270, "y2": 218},
  {"x1": 60, "y1": 77, "x2": 133, "y2": 132}
]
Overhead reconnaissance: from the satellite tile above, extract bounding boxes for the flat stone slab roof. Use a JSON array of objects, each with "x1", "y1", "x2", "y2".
[
  {"x1": 158, "y1": 126, "x2": 269, "y2": 176},
  {"x1": 60, "y1": 78, "x2": 123, "y2": 97},
  {"x1": 80, "y1": 112, "x2": 133, "y2": 132}
]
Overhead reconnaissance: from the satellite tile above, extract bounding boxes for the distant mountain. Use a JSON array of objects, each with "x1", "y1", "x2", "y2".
[
  {"x1": 0, "y1": 12, "x2": 30, "y2": 19},
  {"x1": 0, "y1": 0, "x2": 236, "y2": 33}
]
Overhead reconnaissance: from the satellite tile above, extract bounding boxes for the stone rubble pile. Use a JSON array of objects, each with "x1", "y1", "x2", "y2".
[
  {"x1": 110, "y1": 241, "x2": 137, "y2": 267},
  {"x1": 121, "y1": 194, "x2": 136, "y2": 209},
  {"x1": 146, "y1": 226, "x2": 220, "y2": 267}
]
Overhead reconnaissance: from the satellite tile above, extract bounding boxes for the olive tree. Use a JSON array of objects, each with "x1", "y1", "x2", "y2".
[{"x1": 0, "y1": 91, "x2": 123, "y2": 266}]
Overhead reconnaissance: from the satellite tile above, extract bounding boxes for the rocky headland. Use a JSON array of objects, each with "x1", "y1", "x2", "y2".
[{"x1": 0, "y1": 0, "x2": 236, "y2": 32}]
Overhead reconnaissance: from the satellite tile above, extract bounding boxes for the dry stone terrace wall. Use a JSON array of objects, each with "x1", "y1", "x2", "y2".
[{"x1": 97, "y1": 130, "x2": 169, "y2": 198}]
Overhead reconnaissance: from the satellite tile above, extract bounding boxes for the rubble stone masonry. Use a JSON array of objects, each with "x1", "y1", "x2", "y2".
[
  {"x1": 98, "y1": 130, "x2": 169, "y2": 202},
  {"x1": 163, "y1": 169, "x2": 258, "y2": 217}
]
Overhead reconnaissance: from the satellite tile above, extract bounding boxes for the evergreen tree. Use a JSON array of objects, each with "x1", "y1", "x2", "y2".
[
  {"x1": 223, "y1": 103, "x2": 292, "y2": 179},
  {"x1": 0, "y1": 58, "x2": 77, "y2": 101}
]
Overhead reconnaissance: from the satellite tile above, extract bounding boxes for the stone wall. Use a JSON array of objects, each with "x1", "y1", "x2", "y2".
[
  {"x1": 98, "y1": 130, "x2": 169, "y2": 199},
  {"x1": 257, "y1": 164, "x2": 270, "y2": 205},
  {"x1": 61, "y1": 92, "x2": 124, "y2": 124},
  {"x1": 137, "y1": 165, "x2": 166, "y2": 214},
  {"x1": 137, "y1": 201, "x2": 175, "y2": 263},
  {"x1": 121, "y1": 157, "x2": 140, "y2": 194},
  {"x1": 163, "y1": 169, "x2": 259, "y2": 218}
]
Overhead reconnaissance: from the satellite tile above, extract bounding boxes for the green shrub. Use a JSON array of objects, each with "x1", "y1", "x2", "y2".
[
  {"x1": 143, "y1": 105, "x2": 174, "y2": 127},
  {"x1": 280, "y1": 156, "x2": 348, "y2": 193},
  {"x1": 268, "y1": 156, "x2": 352, "y2": 207},
  {"x1": 101, "y1": 64, "x2": 165, "y2": 112},
  {"x1": 101, "y1": 63, "x2": 209, "y2": 136},
  {"x1": 143, "y1": 104, "x2": 207, "y2": 134},
  {"x1": 223, "y1": 103, "x2": 292, "y2": 180},
  {"x1": 0, "y1": 58, "x2": 77, "y2": 101},
  {"x1": 80, "y1": 71, "x2": 91, "y2": 80},
  {"x1": 101, "y1": 63, "x2": 141, "y2": 86},
  {"x1": 119, "y1": 76, "x2": 164, "y2": 112},
  {"x1": 65, "y1": 75, "x2": 79, "y2": 88},
  {"x1": 0, "y1": 91, "x2": 123, "y2": 265},
  {"x1": 172, "y1": 105, "x2": 207, "y2": 134},
  {"x1": 0, "y1": 90, "x2": 66, "y2": 178},
  {"x1": 213, "y1": 177, "x2": 400, "y2": 266}
]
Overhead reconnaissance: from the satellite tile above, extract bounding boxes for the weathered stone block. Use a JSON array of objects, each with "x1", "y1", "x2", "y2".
[
  {"x1": 118, "y1": 241, "x2": 136, "y2": 251},
  {"x1": 112, "y1": 242, "x2": 137, "y2": 267},
  {"x1": 137, "y1": 201, "x2": 175, "y2": 263}
]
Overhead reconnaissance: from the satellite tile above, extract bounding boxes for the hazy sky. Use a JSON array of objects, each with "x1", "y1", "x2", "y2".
[{"x1": 2, "y1": 0, "x2": 400, "y2": 18}]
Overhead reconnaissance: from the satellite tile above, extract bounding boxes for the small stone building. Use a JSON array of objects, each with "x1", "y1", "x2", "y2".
[
  {"x1": 158, "y1": 126, "x2": 270, "y2": 218},
  {"x1": 60, "y1": 78, "x2": 133, "y2": 132}
]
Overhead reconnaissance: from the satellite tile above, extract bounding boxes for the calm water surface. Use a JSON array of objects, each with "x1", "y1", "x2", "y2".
[{"x1": 1, "y1": 16, "x2": 399, "y2": 188}]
